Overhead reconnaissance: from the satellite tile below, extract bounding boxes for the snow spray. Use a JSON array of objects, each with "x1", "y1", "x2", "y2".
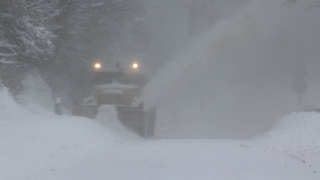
[{"x1": 141, "y1": 0, "x2": 320, "y2": 138}]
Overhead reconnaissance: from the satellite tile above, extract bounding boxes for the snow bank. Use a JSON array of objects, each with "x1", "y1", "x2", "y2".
[
  {"x1": 261, "y1": 112, "x2": 320, "y2": 160},
  {"x1": 2, "y1": 75, "x2": 320, "y2": 180},
  {"x1": 0, "y1": 84, "x2": 27, "y2": 114},
  {"x1": 95, "y1": 105, "x2": 140, "y2": 140},
  {"x1": 21, "y1": 74, "x2": 54, "y2": 115},
  {"x1": 0, "y1": 85, "x2": 127, "y2": 180}
]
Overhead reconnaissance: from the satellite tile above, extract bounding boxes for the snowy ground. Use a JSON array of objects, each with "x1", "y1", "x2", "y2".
[
  {"x1": 56, "y1": 139, "x2": 320, "y2": 180},
  {"x1": 1, "y1": 85, "x2": 320, "y2": 180}
]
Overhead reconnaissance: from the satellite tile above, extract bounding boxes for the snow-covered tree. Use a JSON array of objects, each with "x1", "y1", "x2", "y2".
[
  {"x1": 0, "y1": 0, "x2": 63, "y2": 97},
  {"x1": 0, "y1": 0, "x2": 148, "y2": 104}
]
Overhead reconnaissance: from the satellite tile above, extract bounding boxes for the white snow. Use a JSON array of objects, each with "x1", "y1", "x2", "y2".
[
  {"x1": 91, "y1": 3, "x2": 104, "y2": 7},
  {"x1": 0, "y1": 84, "x2": 124, "y2": 180},
  {"x1": 260, "y1": 112, "x2": 320, "y2": 160},
  {"x1": 0, "y1": 52, "x2": 17, "y2": 57},
  {"x1": 138, "y1": 0, "x2": 320, "y2": 139},
  {"x1": 2, "y1": 0, "x2": 320, "y2": 179},
  {"x1": 95, "y1": 105, "x2": 140, "y2": 140},
  {"x1": 0, "y1": 58, "x2": 16, "y2": 64},
  {"x1": 94, "y1": 83, "x2": 138, "y2": 90},
  {"x1": 0, "y1": 81, "x2": 320, "y2": 180},
  {"x1": 103, "y1": 89, "x2": 123, "y2": 94}
]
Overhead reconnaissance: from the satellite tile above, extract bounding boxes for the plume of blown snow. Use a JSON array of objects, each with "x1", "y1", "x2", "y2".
[{"x1": 140, "y1": 0, "x2": 320, "y2": 138}]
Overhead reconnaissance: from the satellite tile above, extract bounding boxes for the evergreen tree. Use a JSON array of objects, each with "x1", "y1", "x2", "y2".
[{"x1": 0, "y1": 0, "x2": 63, "y2": 97}]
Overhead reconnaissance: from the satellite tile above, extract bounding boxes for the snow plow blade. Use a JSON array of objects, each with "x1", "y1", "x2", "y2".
[
  {"x1": 73, "y1": 104, "x2": 155, "y2": 137},
  {"x1": 72, "y1": 105, "x2": 100, "y2": 119}
]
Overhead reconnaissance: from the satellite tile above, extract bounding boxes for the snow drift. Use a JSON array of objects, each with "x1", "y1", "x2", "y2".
[
  {"x1": 0, "y1": 84, "x2": 134, "y2": 180},
  {"x1": 261, "y1": 112, "x2": 320, "y2": 160},
  {"x1": 1, "y1": 76, "x2": 320, "y2": 180}
]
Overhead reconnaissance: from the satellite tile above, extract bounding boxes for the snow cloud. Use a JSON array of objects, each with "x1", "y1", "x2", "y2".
[{"x1": 141, "y1": 0, "x2": 320, "y2": 138}]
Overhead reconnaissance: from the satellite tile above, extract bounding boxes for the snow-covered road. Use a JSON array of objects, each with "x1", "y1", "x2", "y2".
[
  {"x1": 55, "y1": 139, "x2": 319, "y2": 180},
  {"x1": 1, "y1": 86, "x2": 320, "y2": 180}
]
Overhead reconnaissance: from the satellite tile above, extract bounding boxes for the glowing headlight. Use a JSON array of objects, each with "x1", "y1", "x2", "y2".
[
  {"x1": 132, "y1": 63, "x2": 138, "y2": 69},
  {"x1": 94, "y1": 63, "x2": 101, "y2": 69}
]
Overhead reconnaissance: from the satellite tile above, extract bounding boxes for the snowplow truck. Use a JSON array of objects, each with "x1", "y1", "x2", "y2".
[{"x1": 72, "y1": 63, "x2": 155, "y2": 137}]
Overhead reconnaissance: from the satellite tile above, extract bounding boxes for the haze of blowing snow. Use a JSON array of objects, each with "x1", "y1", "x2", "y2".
[
  {"x1": 141, "y1": 0, "x2": 320, "y2": 138},
  {"x1": 2, "y1": 1, "x2": 320, "y2": 180}
]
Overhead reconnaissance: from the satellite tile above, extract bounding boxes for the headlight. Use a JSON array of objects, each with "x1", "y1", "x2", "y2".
[
  {"x1": 132, "y1": 63, "x2": 138, "y2": 69},
  {"x1": 94, "y1": 63, "x2": 101, "y2": 69}
]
